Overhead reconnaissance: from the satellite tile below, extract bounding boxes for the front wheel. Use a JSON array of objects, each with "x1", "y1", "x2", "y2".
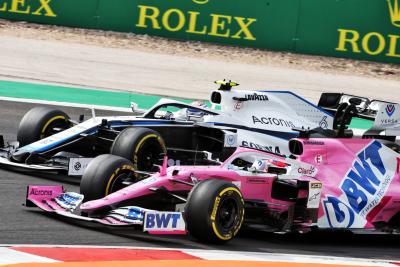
[
  {"x1": 80, "y1": 154, "x2": 136, "y2": 202},
  {"x1": 111, "y1": 127, "x2": 166, "y2": 172},
  {"x1": 17, "y1": 106, "x2": 71, "y2": 147},
  {"x1": 185, "y1": 179, "x2": 245, "y2": 243}
]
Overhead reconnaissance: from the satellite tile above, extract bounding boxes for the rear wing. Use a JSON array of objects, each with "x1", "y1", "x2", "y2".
[
  {"x1": 319, "y1": 93, "x2": 400, "y2": 135},
  {"x1": 318, "y1": 93, "x2": 396, "y2": 121}
]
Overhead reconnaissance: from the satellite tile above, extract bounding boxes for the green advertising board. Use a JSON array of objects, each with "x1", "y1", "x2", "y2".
[
  {"x1": 296, "y1": 0, "x2": 400, "y2": 63},
  {"x1": 96, "y1": 0, "x2": 300, "y2": 51},
  {"x1": 0, "y1": 0, "x2": 98, "y2": 28},
  {"x1": 0, "y1": 0, "x2": 398, "y2": 64}
]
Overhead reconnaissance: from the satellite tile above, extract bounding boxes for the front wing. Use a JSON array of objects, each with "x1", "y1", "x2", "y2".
[{"x1": 26, "y1": 185, "x2": 187, "y2": 234}]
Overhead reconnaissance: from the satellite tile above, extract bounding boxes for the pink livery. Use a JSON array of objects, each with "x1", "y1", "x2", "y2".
[{"x1": 26, "y1": 137, "x2": 400, "y2": 243}]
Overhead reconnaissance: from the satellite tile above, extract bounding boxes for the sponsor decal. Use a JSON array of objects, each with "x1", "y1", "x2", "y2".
[
  {"x1": 29, "y1": 188, "x2": 53, "y2": 196},
  {"x1": 244, "y1": 93, "x2": 269, "y2": 101},
  {"x1": 126, "y1": 207, "x2": 145, "y2": 220},
  {"x1": 308, "y1": 182, "x2": 323, "y2": 209},
  {"x1": 247, "y1": 178, "x2": 267, "y2": 184},
  {"x1": 319, "y1": 116, "x2": 328, "y2": 129},
  {"x1": 68, "y1": 158, "x2": 93, "y2": 176},
  {"x1": 309, "y1": 192, "x2": 320, "y2": 201},
  {"x1": 144, "y1": 211, "x2": 185, "y2": 231},
  {"x1": 211, "y1": 196, "x2": 220, "y2": 221},
  {"x1": 298, "y1": 166, "x2": 316, "y2": 175},
  {"x1": 304, "y1": 140, "x2": 325, "y2": 145},
  {"x1": 252, "y1": 116, "x2": 296, "y2": 128},
  {"x1": 140, "y1": 177, "x2": 158, "y2": 184},
  {"x1": 74, "y1": 162, "x2": 81, "y2": 171},
  {"x1": 0, "y1": 0, "x2": 56, "y2": 17},
  {"x1": 234, "y1": 101, "x2": 243, "y2": 111},
  {"x1": 55, "y1": 192, "x2": 84, "y2": 210},
  {"x1": 224, "y1": 133, "x2": 238, "y2": 148},
  {"x1": 193, "y1": 0, "x2": 209, "y2": 4},
  {"x1": 38, "y1": 138, "x2": 53, "y2": 145},
  {"x1": 380, "y1": 117, "x2": 398, "y2": 125},
  {"x1": 136, "y1": 0, "x2": 257, "y2": 42},
  {"x1": 335, "y1": 0, "x2": 400, "y2": 60},
  {"x1": 242, "y1": 140, "x2": 281, "y2": 155},
  {"x1": 321, "y1": 141, "x2": 395, "y2": 228},
  {"x1": 386, "y1": 104, "x2": 396, "y2": 117},
  {"x1": 388, "y1": 0, "x2": 400, "y2": 27},
  {"x1": 232, "y1": 181, "x2": 241, "y2": 189},
  {"x1": 226, "y1": 134, "x2": 237, "y2": 147},
  {"x1": 311, "y1": 183, "x2": 323, "y2": 189},
  {"x1": 315, "y1": 154, "x2": 324, "y2": 164}
]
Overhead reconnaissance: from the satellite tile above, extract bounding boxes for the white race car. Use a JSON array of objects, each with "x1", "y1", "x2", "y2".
[{"x1": 0, "y1": 80, "x2": 377, "y2": 177}]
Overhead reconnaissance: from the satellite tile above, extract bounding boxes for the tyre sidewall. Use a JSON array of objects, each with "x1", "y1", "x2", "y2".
[
  {"x1": 185, "y1": 179, "x2": 245, "y2": 243},
  {"x1": 111, "y1": 127, "x2": 166, "y2": 171},
  {"x1": 80, "y1": 154, "x2": 135, "y2": 202},
  {"x1": 17, "y1": 106, "x2": 70, "y2": 146}
]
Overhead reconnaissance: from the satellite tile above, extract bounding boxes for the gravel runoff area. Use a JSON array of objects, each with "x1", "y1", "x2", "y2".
[{"x1": 0, "y1": 19, "x2": 398, "y2": 81}]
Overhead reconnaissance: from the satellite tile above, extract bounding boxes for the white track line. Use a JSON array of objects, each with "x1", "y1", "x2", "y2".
[
  {"x1": 0, "y1": 247, "x2": 58, "y2": 264},
  {"x1": 0, "y1": 244, "x2": 398, "y2": 266}
]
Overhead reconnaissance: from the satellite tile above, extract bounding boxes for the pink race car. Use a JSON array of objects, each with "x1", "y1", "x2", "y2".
[{"x1": 26, "y1": 130, "x2": 400, "y2": 243}]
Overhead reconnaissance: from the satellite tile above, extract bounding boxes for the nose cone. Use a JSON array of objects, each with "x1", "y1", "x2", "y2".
[{"x1": 80, "y1": 198, "x2": 108, "y2": 211}]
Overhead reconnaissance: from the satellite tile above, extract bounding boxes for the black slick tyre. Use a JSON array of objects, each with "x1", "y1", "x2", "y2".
[
  {"x1": 111, "y1": 127, "x2": 167, "y2": 172},
  {"x1": 17, "y1": 106, "x2": 70, "y2": 147},
  {"x1": 185, "y1": 179, "x2": 245, "y2": 244},
  {"x1": 80, "y1": 154, "x2": 135, "y2": 202}
]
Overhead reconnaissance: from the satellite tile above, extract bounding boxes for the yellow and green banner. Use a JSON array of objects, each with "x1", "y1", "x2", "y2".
[{"x1": 0, "y1": 0, "x2": 398, "y2": 63}]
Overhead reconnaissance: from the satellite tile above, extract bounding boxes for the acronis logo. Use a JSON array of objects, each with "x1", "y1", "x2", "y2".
[
  {"x1": 322, "y1": 141, "x2": 395, "y2": 228},
  {"x1": 387, "y1": 0, "x2": 400, "y2": 27}
]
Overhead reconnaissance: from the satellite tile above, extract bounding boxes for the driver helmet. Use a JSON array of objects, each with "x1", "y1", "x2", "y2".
[
  {"x1": 187, "y1": 100, "x2": 208, "y2": 116},
  {"x1": 173, "y1": 109, "x2": 186, "y2": 120},
  {"x1": 250, "y1": 159, "x2": 289, "y2": 172},
  {"x1": 251, "y1": 159, "x2": 267, "y2": 172}
]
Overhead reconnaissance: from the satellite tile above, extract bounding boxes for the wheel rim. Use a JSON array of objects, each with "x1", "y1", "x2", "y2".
[
  {"x1": 40, "y1": 119, "x2": 70, "y2": 139},
  {"x1": 136, "y1": 140, "x2": 165, "y2": 171},
  {"x1": 217, "y1": 198, "x2": 239, "y2": 230},
  {"x1": 107, "y1": 171, "x2": 136, "y2": 195}
]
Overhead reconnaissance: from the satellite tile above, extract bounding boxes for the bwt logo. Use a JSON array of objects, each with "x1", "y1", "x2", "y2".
[
  {"x1": 322, "y1": 141, "x2": 394, "y2": 228},
  {"x1": 386, "y1": 104, "x2": 396, "y2": 117},
  {"x1": 144, "y1": 212, "x2": 185, "y2": 231}
]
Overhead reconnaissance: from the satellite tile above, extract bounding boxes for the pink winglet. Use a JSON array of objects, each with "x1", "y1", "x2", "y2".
[
  {"x1": 159, "y1": 155, "x2": 168, "y2": 176},
  {"x1": 26, "y1": 185, "x2": 64, "y2": 212}
]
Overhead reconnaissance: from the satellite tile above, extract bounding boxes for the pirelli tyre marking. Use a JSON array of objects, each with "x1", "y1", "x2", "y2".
[
  {"x1": 105, "y1": 164, "x2": 135, "y2": 195},
  {"x1": 210, "y1": 186, "x2": 245, "y2": 241},
  {"x1": 40, "y1": 115, "x2": 67, "y2": 139},
  {"x1": 133, "y1": 134, "x2": 167, "y2": 170}
]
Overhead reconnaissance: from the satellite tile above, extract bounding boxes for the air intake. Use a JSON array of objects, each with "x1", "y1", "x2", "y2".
[{"x1": 289, "y1": 139, "x2": 303, "y2": 155}]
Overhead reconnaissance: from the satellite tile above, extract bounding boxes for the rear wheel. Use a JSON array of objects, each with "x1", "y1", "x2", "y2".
[
  {"x1": 185, "y1": 179, "x2": 245, "y2": 243},
  {"x1": 111, "y1": 127, "x2": 167, "y2": 172},
  {"x1": 80, "y1": 154, "x2": 136, "y2": 202},
  {"x1": 17, "y1": 106, "x2": 71, "y2": 147}
]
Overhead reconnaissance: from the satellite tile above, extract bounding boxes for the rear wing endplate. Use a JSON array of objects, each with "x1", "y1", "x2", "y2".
[{"x1": 318, "y1": 93, "x2": 397, "y2": 121}]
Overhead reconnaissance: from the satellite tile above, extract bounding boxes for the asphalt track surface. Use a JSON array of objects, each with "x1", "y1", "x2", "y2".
[{"x1": 1, "y1": 100, "x2": 400, "y2": 260}]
